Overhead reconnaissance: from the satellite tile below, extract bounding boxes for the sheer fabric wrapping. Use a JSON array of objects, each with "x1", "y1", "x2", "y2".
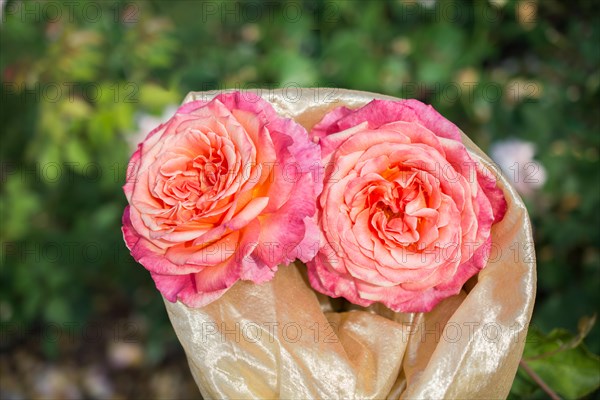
[{"x1": 163, "y1": 89, "x2": 536, "y2": 399}]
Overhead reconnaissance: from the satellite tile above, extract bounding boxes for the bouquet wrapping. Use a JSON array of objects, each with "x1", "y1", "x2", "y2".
[{"x1": 130, "y1": 88, "x2": 536, "y2": 399}]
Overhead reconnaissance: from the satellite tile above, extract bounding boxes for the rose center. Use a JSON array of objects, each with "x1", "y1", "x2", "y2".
[
  {"x1": 362, "y1": 171, "x2": 442, "y2": 250},
  {"x1": 153, "y1": 148, "x2": 233, "y2": 227},
  {"x1": 381, "y1": 204, "x2": 400, "y2": 220},
  {"x1": 192, "y1": 153, "x2": 227, "y2": 192}
]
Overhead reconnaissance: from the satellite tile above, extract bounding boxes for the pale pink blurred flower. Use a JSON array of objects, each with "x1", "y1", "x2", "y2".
[
  {"x1": 0, "y1": 0, "x2": 5, "y2": 23},
  {"x1": 490, "y1": 139, "x2": 546, "y2": 197},
  {"x1": 34, "y1": 365, "x2": 82, "y2": 399},
  {"x1": 107, "y1": 341, "x2": 144, "y2": 369},
  {"x1": 417, "y1": 0, "x2": 437, "y2": 9},
  {"x1": 83, "y1": 366, "x2": 114, "y2": 399},
  {"x1": 127, "y1": 105, "x2": 179, "y2": 152}
]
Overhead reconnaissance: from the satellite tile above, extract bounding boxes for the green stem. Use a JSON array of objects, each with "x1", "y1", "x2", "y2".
[{"x1": 519, "y1": 359, "x2": 562, "y2": 400}]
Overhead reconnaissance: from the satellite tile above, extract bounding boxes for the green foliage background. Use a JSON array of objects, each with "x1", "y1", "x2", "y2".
[{"x1": 1, "y1": 0, "x2": 598, "y2": 398}]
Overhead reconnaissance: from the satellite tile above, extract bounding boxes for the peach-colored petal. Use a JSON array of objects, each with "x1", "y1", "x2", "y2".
[
  {"x1": 256, "y1": 173, "x2": 317, "y2": 267},
  {"x1": 123, "y1": 208, "x2": 201, "y2": 275}
]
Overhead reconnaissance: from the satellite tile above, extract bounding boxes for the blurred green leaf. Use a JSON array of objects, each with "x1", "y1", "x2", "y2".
[
  {"x1": 64, "y1": 139, "x2": 91, "y2": 166},
  {"x1": 265, "y1": 50, "x2": 317, "y2": 87},
  {"x1": 516, "y1": 325, "x2": 600, "y2": 399},
  {"x1": 412, "y1": 23, "x2": 466, "y2": 84},
  {"x1": 0, "y1": 175, "x2": 41, "y2": 241},
  {"x1": 59, "y1": 98, "x2": 93, "y2": 119},
  {"x1": 45, "y1": 28, "x2": 104, "y2": 82},
  {"x1": 139, "y1": 83, "x2": 180, "y2": 113},
  {"x1": 45, "y1": 297, "x2": 72, "y2": 323}
]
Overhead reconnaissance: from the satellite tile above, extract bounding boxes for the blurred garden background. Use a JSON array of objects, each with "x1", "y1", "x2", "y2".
[{"x1": 1, "y1": 0, "x2": 599, "y2": 398}]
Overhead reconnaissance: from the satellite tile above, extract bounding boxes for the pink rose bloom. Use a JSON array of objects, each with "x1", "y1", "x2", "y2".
[
  {"x1": 308, "y1": 99, "x2": 507, "y2": 312},
  {"x1": 122, "y1": 92, "x2": 320, "y2": 307}
]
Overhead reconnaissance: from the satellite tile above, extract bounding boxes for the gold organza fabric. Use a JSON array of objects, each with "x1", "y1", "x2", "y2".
[{"x1": 163, "y1": 89, "x2": 536, "y2": 399}]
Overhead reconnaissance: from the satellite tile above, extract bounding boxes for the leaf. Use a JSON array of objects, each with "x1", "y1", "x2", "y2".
[
  {"x1": 65, "y1": 139, "x2": 91, "y2": 166},
  {"x1": 44, "y1": 297, "x2": 72, "y2": 324},
  {"x1": 38, "y1": 144, "x2": 63, "y2": 184},
  {"x1": 59, "y1": 98, "x2": 93, "y2": 119},
  {"x1": 412, "y1": 23, "x2": 466, "y2": 85},
  {"x1": 519, "y1": 324, "x2": 600, "y2": 399},
  {"x1": 578, "y1": 314, "x2": 597, "y2": 340},
  {"x1": 139, "y1": 83, "x2": 180, "y2": 114},
  {"x1": 0, "y1": 175, "x2": 41, "y2": 240}
]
